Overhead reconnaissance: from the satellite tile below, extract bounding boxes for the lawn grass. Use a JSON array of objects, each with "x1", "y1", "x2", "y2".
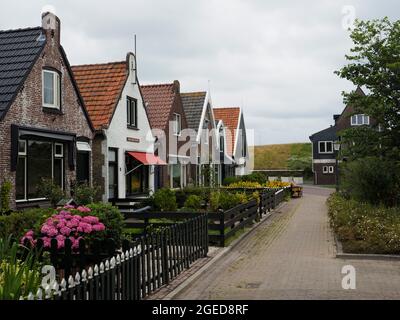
[{"x1": 254, "y1": 143, "x2": 312, "y2": 170}]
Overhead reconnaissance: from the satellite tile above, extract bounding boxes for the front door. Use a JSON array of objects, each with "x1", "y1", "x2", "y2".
[
  {"x1": 125, "y1": 155, "x2": 149, "y2": 195},
  {"x1": 108, "y1": 148, "x2": 118, "y2": 199}
]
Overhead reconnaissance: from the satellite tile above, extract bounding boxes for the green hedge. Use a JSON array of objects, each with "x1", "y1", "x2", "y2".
[
  {"x1": 327, "y1": 193, "x2": 400, "y2": 254},
  {"x1": 0, "y1": 209, "x2": 53, "y2": 241}
]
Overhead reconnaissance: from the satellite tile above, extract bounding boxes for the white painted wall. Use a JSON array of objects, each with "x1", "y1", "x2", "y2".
[
  {"x1": 234, "y1": 111, "x2": 250, "y2": 176},
  {"x1": 105, "y1": 53, "x2": 155, "y2": 199}
]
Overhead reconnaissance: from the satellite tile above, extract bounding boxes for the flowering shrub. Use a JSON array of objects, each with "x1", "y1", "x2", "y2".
[
  {"x1": 20, "y1": 205, "x2": 105, "y2": 251},
  {"x1": 327, "y1": 193, "x2": 400, "y2": 254},
  {"x1": 265, "y1": 180, "x2": 291, "y2": 188}
]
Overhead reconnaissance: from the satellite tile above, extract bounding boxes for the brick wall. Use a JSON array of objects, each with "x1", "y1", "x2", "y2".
[{"x1": 0, "y1": 25, "x2": 93, "y2": 209}]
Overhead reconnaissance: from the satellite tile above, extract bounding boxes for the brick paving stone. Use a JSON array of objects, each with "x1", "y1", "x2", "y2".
[{"x1": 170, "y1": 186, "x2": 400, "y2": 300}]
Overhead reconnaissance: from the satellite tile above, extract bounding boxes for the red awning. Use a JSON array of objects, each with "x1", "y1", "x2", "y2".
[{"x1": 127, "y1": 151, "x2": 167, "y2": 165}]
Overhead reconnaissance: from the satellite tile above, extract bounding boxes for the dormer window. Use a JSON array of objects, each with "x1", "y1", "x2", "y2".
[
  {"x1": 351, "y1": 114, "x2": 369, "y2": 126},
  {"x1": 42, "y1": 69, "x2": 60, "y2": 109}
]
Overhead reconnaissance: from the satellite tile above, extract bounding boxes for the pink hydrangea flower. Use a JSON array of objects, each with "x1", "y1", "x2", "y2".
[
  {"x1": 63, "y1": 205, "x2": 75, "y2": 209},
  {"x1": 92, "y1": 223, "x2": 105, "y2": 232},
  {"x1": 60, "y1": 226, "x2": 71, "y2": 236},
  {"x1": 82, "y1": 216, "x2": 99, "y2": 224},
  {"x1": 77, "y1": 206, "x2": 91, "y2": 213}
]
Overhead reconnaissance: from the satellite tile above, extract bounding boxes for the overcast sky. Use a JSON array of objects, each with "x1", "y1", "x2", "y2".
[{"x1": 1, "y1": 1, "x2": 399, "y2": 145}]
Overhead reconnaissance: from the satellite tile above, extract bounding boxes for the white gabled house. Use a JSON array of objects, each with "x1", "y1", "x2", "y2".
[{"x1": 72, "y1": 53, "x2": 164, "y2": 201}]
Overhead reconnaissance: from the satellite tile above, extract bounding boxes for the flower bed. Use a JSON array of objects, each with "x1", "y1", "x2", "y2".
[
  {"x1": 21, "y1": 205, "x2": 106, "y2": 250},
  {"x1": 327, "y1": 193, "x2": 400, "y2": 254}
]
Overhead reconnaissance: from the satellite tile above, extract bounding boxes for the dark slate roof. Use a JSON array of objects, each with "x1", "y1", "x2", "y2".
[
  {"x1": 309, "y1": 125, "x2": 337, "y2": 142},
  {"x1": 180, "y1": 91, "x2": 206, "y2": 131},
  {"x1": 0, "y1": 27, "x2": 46, "y2": 120}
]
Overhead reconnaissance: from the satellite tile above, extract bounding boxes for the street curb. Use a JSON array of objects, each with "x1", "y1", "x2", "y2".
[
  {"x1": 163, "y1": 202, "x2": 288, "y2": 300},
  {"x1": 334, "y1": 235, "x2": 400, "y2": 261}
]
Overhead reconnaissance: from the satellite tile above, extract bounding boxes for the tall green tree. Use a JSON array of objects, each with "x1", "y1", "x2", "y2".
[{"x1": 335, "y1": 18, "x2": 400, "y2": 162}]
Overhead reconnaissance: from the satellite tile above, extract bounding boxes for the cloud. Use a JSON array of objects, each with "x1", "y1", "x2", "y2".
[{"x1": 0, "y1": 0, "x2": 399, "y2": 145}]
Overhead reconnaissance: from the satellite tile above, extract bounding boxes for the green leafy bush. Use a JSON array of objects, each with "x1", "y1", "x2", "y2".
[
  {"x1": 0, "y1": 180, "x2": 12, "y2": 214},
  {"x1": 0, "y1": 209, "x2": 53, "y2": 241},
  {"x1": 341, "y1": 157, "x2": 400, "y2": 207},
  {"x1": 36, "y1": 178, "x2": 65, "y2": 207},
  {"x1": 327, "y1": 193, "x2": 400, "y2": 254},
  {"x1": 210, "y1": 191, "x2": 245, "y2": 211},
  {"x1": 183, "y1": 195, "x2": 202, "y2": 211},
  {"x1": 153, "y1": 188, "x2": 177, "y2": 212},
  {"x1": 86, "y1": 203, "x2": 125, "y2": 247},
  {"x1": 72, "y1": 183, "x2": 100, "y2": 205}
]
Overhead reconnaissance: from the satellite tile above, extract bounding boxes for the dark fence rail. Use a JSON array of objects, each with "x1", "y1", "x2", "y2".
[
  {"x1": 119, "y1": 188, "x2": 285, "y2": 247},
  {"x1": 22, "y1": 214, "x2": 208, "y2": 300}
]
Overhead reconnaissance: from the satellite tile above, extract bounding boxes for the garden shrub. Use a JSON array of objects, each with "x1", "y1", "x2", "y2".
[
  {"x1": 210, "y1": 191, "x2": 243, "y2": 211},
  {"x1": 0, "y1": 208, "x2": 53, "y2": 241},
  {"x1": 341, "y1": 157, "x2": 400, "y2": 207},
  {"x1": 153, "y1": 188, "x2": 177, "y2": 211},
  {"x1": 36, "y1": 178, "x2": 65, "y2": 207},
  {"x1": 0, "y1": 180, "x2": 12, "y2": 214},
  {"x1": 327, "y1": 193, "x2": 400, "y2": 254},
  {"x1": 72, "y1": 182, "x2": 100, "y2": 205},
  {"x1": 86, "y1": 203, "x2": 125, "y2": 246},
  {"x1": 183, "y1": 195, "x2": 202, "y2": 211}
]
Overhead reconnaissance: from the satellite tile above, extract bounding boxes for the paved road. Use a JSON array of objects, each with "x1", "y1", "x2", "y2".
[{"x1": 172, "y1": 186, "x2": 400, "y2": 300}]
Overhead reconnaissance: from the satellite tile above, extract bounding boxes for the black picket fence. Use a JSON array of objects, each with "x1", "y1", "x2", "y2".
[
  {"x1": 22, "y1": 214, "x2": 208, "y2": 300},
  {"x1": 121, "y1": 188, "x2": 284, "y2": 247}
]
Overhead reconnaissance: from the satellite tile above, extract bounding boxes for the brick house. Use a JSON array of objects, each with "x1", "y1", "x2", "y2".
[
  {"x1": 141, "y1": 81, "x2": 192, "y2": 189},
  {"x1": 309, "y1": 87, "x2": 375, "y2": 185},
  {"x1": 213, "y1": 107, "x2": 250, "y2": 181},
  {"x1": 181, "y1": 91, "x2": 219, "y2": 186},
  {"x1": 72, "y1": 54, "x2": 165, "y2": 201},
  {"x1": 0, "y1": 12, "x2": 94, "y2": 210}
]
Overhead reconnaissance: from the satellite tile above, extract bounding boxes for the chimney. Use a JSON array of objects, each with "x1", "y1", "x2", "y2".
[
  {"x1": 173, "y1": 80, "x2": 180, "y2": 94},
  {"x1": 41, "y1": 12, "x2": 61, "y2": 44}
]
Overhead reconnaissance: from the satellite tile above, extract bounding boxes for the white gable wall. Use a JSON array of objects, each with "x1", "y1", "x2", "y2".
[{"x1": 105, "y1": 53, "x2": 155, "y2": 199}]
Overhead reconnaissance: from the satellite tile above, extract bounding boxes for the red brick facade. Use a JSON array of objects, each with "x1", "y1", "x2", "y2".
[{"x1": 0, "y1": 14, "x2": 93, "y2": 209}]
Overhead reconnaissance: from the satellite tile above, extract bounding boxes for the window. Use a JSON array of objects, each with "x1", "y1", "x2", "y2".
[
  {"x1": 242, "y1": 130, "x2": 247, "y2": 157},
  {"x1": 171, "y1": 164, "x2": 181, "y2": 188},
  {"x1": 127, "y1": 97, "x2": 137, "y2": 128},
  {"x1": 318, "y1": 141, "x2": 333, "y2": 154},
  {"x1": 42, "y1": 70, "x2": 60, "y2": 109},
  {"x1": 351, "y1": 114, "x2": 370, "y2": 126},
  {"x1": 16, "y1": 140, "x2": 64, "y2": 201},
  {"x1": 108, "y1": 148, "x2": 118, "y2": 199},
  {"x1": 322, "y1": 166, "x2": 334, "y2": 174},
  {"x1": 173, "y1": 113, "x2": 181, "y2": 136}
]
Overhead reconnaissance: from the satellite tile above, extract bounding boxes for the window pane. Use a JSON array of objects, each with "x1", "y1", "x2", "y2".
[
  {"x1": 77, "y1": 152, "x2": 89, "y2": 183},
  {"x1": 16, "y1": 157, "x2": 26, "y2": 200},
  {"x1": 172, "y1": 164, "x2": 181, "y2": 188},
  {"x1": 108, "y1": 149, "x2": 116, "y2": 162},
  {"x1": 319, "y1": 142, "x2": 326, "y2": 153},
  {"x1": 357, "y1": 114, "x2": 363, "y2": 125},
  {"x1": 43, "y1": 71, "x2": 54, "y2": 105},
  {"x1": 132, "y1": 100, "x2": 136, "y2": 126},
  {"x1": 55, "y1": 144, "x2": 63, "y2": 156},
  {"x1": 364, "y1": 115, "x2": 369, "y2": 124},
  {"x1": 53, "y1": 158, "x2": 63, "y2": 188},
  {"x1": 18, "y1": 140, "x2": 26, "y2": 154},
  {"x1": 326, "y1": 142, "x2": 333, "y2": 153},
  {"x1": 27, "y1": 141, "x2": 52, "y2": 198},
  {"x1": 127, "y1": 100, "x2": 131, "y2": 125}
]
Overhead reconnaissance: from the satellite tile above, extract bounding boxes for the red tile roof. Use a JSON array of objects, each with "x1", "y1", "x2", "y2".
[
  {"x1": 140, "y1": 83, "x2": 177, "y2": 130},
  {"x1": 213, "y1": 107, "x2": 241, "y2": 156},
  {"x1": 71, "y1": 61, "x2": 128, "y2": 130}
]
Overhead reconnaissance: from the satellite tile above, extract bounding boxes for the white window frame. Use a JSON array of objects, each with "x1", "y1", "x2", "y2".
[
  {"x1": 42, "y1": 69, "x2": 60, "y2": 109},
  {"x1": 318, "y1": 141, "x2": 333, "y2": 154},
  {"x1": 127, "y1": 97, "x2": 137, "y2": 127},
  {"x1": 351, "y1": 114, "x2": 370, "y2": 126},
  {"x1": 328, "y1": 166, "x2": 334, "y2": 173},
  {"x1": 54, "y1": 143, "x2": 64, "y2": 157},
  {"x1": 173, "y1": 113, "x2": 181, "y2": 136},
  {"x1": 322, "y1": 166, "x2": 328, "y2": 174}
]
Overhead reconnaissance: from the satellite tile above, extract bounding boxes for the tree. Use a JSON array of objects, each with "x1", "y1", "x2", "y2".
[{"x1": 335, "y1": 18, "x2": 400, "y2": 162}]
